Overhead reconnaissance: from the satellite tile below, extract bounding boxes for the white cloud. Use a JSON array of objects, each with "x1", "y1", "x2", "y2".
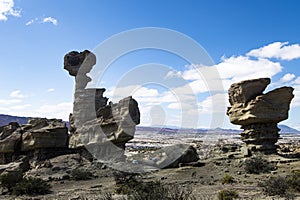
[
  {"x1": 0, "y1": 0, "x2": 20, "y2": 21},
  {"x1": 0, "y1": 99, "x2": 22, "y2": 105},
  {"x1": 107, "y1": 85, "x2": 166, "y2": 104},
  {"x1": 182, "y1": 56, "x2": 282, "y2": 93},
  {"x1": 10, "y1": 104, "x2": 31, "y2": 110},
  {"x1": 247, "y1": 42, "x2": 300, "y2": 61},
  {"x1": 25, "y1": 18, "x2": 38, "y2": 26},
  {"x1": 269, "y1": 73, "x2": 296, "y2": 89},
  {"x1": 47, "y1": 88, "x2": 55, "y2": 92},
  {"x1": 35, "y1": 102, "x2": 72, "y2": 120},
  {"x1": 290, "y1": 84, "x2": 300, "y2": 108},
  {"x1": 198, "y1": 93, "x2": 228, "y2": 114},
  {"x1": 9, "y1": 90, "x2": 26, "y2": 98},
  {"x1": 289, "y1": 76, "x2": 300, "y2": 108},
  {"x1": 280, "y1": 73, "x2": 296, "y2": 83},
  {"x1": 26, "y1": 17, "x2": 58, "y2": 26},
  {"x1": 42, "y1": 17, "x2": 58, "y2": 25},
  {"x1": 165, "y1": 70, "x2": 182, "y2": 78},
  {"x1": 217, "y1": 56, "x2": 282, "y2": 82},
  {"x1": 294, "y1": 77, "x2": 300, "y2": 85}
]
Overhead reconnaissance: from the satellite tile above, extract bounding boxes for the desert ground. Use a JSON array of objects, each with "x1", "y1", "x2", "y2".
[{"x1": 1, "y1": 131, "x2": 299, "y2": 200}]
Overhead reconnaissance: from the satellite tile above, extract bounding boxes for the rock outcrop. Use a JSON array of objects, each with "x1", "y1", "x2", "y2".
[
  {"x1": 0, "y1": 118, "x2": 69, "y2": 164},
  {"x1": 21, "y1": 118, "x2": 68, "y2": 151},
  {"x1": 227, "y1": 78, "x2": 294, "y2": 154},
  {"x1": 155, "y1": 144, "x2": 199, "y2": 168},
  {"x1": 64, "y1": 50, "x2": 140, "y2": 162},
  {"x1": 0, "y1": 122, "x2": 22, "y2": 163}
]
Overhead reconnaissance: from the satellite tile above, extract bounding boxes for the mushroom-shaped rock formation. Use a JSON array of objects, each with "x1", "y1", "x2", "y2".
[
  {"x1": 227, "y1": 78, "x2": 294, "y2": 154},
  {"x1": 64, "y1": 50, "x2": 140, "y2": 162}
]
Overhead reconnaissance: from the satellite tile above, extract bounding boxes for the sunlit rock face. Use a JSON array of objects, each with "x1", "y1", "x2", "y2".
[
  {"x1": 227, "y1": 78, "x2": 294, "y2": 154},
  {"x1": 21, "y1": 118, "x2": 68, "y2": 151},
  {"x1": 64, "y1": 50, "x2": 140, "y2": 161},
  {"x1": 0, "y1": 119, "x2": 68, "y2": 164}
]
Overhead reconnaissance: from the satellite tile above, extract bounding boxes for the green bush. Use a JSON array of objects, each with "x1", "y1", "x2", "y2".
[
  {"x1": 0, "y1": 171, "x2": 51, "y2": 196},
  {"x1": 71, "y1": 168, "x2": 93, "y2": 180},
  {"x1": 0, "y1": 170, "x2": 23, "y2": 192},
  {"x1": 286, "y1": 170, "x2": 300, "y2": 193},
  {"x1": 244, "y1": 155, "x2": 275, "y2": 174},
  {"x1": 166, "y1": 184, "x2": 195, "y2": 200},
  {"x1": 218, "y1": 189, "x2": 239, "y2": 200},
  {"x1": 128, "y1": 181, "x2": 169, "y2": 200},
  {"x1": 259, "y1": 172, "x2": 300, "y2": 198},
  {"x1": 221, "y1": 174, "x2": 235, "y2": 184},
  {"x1": 259, "y1": 176, "x2": 287, "y2": 196},
  {"x1": 12, "y1": 176, "x2": 51, "y2": 195},
  {"x1": 114, "y1": 172, "x2": 195, "y2": 200}
]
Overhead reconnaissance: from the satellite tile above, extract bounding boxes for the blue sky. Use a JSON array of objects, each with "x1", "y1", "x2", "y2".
[{"x1": 1, "y1": 0, "x2": 300, "y2": 129}]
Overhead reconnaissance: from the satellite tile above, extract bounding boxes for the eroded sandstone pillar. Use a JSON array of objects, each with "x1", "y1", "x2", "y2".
[
  {"x1": 227, "y1": 78, "x2": 294, "y2": 155},
  {"x1": 64, "y1": 50, "x2": 140, "y2": 161}
]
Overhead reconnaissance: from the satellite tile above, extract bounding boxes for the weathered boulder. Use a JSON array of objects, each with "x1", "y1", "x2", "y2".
[
  {"x1": 227, "y1": 78, "x2": 294, "y2": 154},
  {"x1": 154, "y1": 144, "x2": 199, "y2": 168},
  {"x1": 0, "y1": 122, "x2": 21, "y2": 154},
  {"x1": 64, "y1": 50, "x2": 96, "y2": 77},
  {"x1": 228, "y1": 86, "x2": 294, "y2": 125},
  {"x1": 21, "y1": 118, "x2": 68, "y2": 151},
  {"x1": 25, "y1": 154, "x2": 91, "y2": 181},
  {"x1": 228, "y1": 78, "x2": 270, "y2": 106},
  {"x1": 0, "y1": 118, "x2": 69, "y2": 164},
  {"x1": 0, "y1": 156, "x2": 29, "y2": 174}
]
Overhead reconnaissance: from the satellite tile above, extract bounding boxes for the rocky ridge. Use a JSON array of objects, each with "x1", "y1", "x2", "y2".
[{"x1": 0, "y1": 118, "x2": 69, "y2": 165}]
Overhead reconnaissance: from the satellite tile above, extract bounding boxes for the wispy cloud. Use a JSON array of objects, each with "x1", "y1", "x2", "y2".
[
  {"x1": 279, "y1": 73, "x2": 296, "y2": 83},
  {"x1": 10, "y1": 104, "x2": 31, "y2": 110},
  {"x1": 247, "y1": 42, "x2": 300, "y2": 61},
  {"x1": 42, "y1": 17, "x2": 58, "y2": 25},
  {"x1": 9, "y1": 90, "x2": 26, "y2": 98},
  {"x1": 25, "y1": 16, "x2": 58, "y2": 26},
  {"x1": 47, "y1": 88, "x2": 55, "y2": 92},
  {"x1": 35, "y1": 102, "x2": 72, "y2": 120},
  {"x1": 182, "y1": 56, "x2": 282, "y2": 93},
  {"x1": 0, "y1": 0, "x2": 21, "y2": 21},
  {"x1": 0, "y1": 99, "x2": 22, "y2": 105},
  {"x1": 25, "y1": 18, "x2": 37, "y2": 26}
]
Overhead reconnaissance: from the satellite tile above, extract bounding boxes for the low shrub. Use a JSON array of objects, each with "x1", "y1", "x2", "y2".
[
  {"x1": 0, "y1": 171, "x2": 51, "y2": 196},
  {"x1": 244, "y1": 155, "x2": 275, "y2": 174},
  {"x1": 12, "y1": 176, "x2": 51, "y2": 195},
  {"x1": 221, "y1": 174, "x2": 234, "y2": 184},
  {"x1": 286, "y1": 170, "x2": 300, "y2": 193},
  {"x1": 259, "y1": 172, "x2": 300, "y2": 198},
  {"x1": 167, "y1": 184, "x2": 195, "y2": 200},
  {"x1": 114, "y1": 172, "x2": 195, "y2": 200},
  {"x1": 218, "y1": 189, "x2": 239, "y2": 200},
  {"x1": 71, "y1": 168, "x2": 93, "y2": 180},
  {"x1": 0, "y1": 170, "x2": 23, "y2": 192},
  {"x1": 258, "y1": 176, "x2": 287, "y2": 196}
]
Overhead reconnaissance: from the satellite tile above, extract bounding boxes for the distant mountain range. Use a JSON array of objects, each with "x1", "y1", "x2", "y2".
[
  {"x1": 0, "y1": 114, "x2": 29, "y2": 126},
  {"x1": 136, "y1": 125, "x2": 300, "y2": 135},
  {"x1": 0, "y1": 114, "x2": 299, "y2": 134},
  {"x1": 278, "y1": 124, "x2": 300, "y2": 134}
]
